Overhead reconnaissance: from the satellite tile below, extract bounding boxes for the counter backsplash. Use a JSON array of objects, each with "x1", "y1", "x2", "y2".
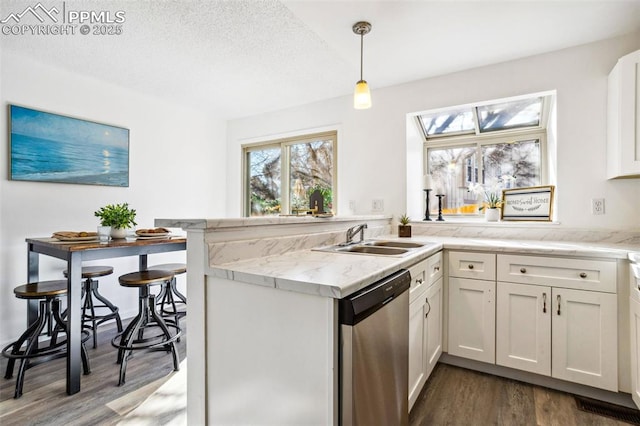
[{"x1": 410, "y1": 223, "x2": 640, "y2": 247}]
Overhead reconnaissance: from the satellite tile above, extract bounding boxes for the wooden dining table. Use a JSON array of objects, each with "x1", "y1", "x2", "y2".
[{"x1": 25, "y1": 235, "x2": 187, "y2": 395}]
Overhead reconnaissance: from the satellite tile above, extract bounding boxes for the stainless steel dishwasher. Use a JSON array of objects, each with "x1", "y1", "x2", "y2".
[{"x1": 339, "y1": 269, "x2": 411, "y2": 426}]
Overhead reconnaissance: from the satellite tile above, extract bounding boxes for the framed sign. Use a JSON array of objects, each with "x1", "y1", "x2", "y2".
[
  {"x1": 501, "y1": 185, "x2": 555, "y2": 221},
  {"x1": 10, "y1": 105, "x2": 130, "y2": 187}
]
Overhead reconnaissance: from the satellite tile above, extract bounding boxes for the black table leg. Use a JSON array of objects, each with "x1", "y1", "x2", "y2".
[
  {"x1": 66, "y1": 252, "x2": 83, "y2": 395},
  {"x1": 26, "y1": 248, "x2": 40, "y2": 326}
]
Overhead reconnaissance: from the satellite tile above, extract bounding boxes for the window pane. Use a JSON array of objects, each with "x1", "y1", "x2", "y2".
[
  {"x1": 419, "y1": 108, "x2": 475, "y2": 137},
  {"x1": 289, "y1": 139, "x2": 333, "y2": 214},
  {"x1": 482, "y1": 139, "x2": 541, "y2": 188},
  {"x1": 247, "y1": 147, "x2": 281, "y2": 216},
  {"x1": 427, "y1": 146, "x2": 479, "y2": 215},
  {"x1": 477, "y1": 98, "x2": 542, "y2": 132}
]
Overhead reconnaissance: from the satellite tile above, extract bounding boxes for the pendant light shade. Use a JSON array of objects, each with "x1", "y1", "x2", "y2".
[{"x1": 353, "y1": 21, "x2": 372, "y2": 109}]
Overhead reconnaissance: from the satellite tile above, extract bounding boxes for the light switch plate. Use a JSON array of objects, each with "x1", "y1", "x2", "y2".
[{"x1": 372, "y1": 199, "x2": 384, "y2": 212}]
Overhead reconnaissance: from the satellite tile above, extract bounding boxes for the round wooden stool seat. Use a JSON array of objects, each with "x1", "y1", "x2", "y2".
[
  {"x1": 119, "y1": 270, "x2": 174, "y2": 287},
  {"x1": 13, "y1": 280, "x2": 68, "y2": 299},
  {"x1": 64, "y1": 265, "x2": 113, "y2": 279},
  {"x1": 148, "y1": 263, "x2": 186, "y2": 275}
]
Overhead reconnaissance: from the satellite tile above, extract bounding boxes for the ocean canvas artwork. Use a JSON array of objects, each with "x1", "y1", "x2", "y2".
[{"x1": 10, "y1": 105, "x2": 129, "y2": 187}]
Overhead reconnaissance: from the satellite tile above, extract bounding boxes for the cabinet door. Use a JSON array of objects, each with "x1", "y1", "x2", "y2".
[
  {"x1": 496, "y1": 282, "x2": 551, "y2": 375},
  {"x1": 408, "y1": 290, "x2": 428, "y2": 410},
  {"x1": 552, "y1": 288, "x2": 618, "y2": 391},
  {"x1": 448, "y1": 277, "x2": 495, "y2": 363},
  {"x1": 630, "y1": 294, "x2": 640, "y2": 409},
  {"x1": 425, "y1": 277, "x2": 443, "y2": 378}
]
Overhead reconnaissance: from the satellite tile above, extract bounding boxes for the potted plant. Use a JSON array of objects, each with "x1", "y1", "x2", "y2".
[
  {"x1": 398, "y1": 214, "x2": 412, "y2": 237},
  {"x1": 468, "y1": 178, "x2": 511, "y2": 222},
  {"x1": 94, "y1": 203, "x2": 137, "y2": 238}
]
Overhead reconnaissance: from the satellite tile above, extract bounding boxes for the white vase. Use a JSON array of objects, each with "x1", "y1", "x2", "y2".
[
  {"x1": 485, "y1": 208, "x2": 500, "y2": 222},
  {"x1": 110, "y1": 227, "x2": 128, "y2": 239}
]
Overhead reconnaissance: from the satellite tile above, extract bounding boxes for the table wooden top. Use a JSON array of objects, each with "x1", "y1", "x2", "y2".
[{"x1": 26, "y1": 236, "x2": 187, "y2": 252}]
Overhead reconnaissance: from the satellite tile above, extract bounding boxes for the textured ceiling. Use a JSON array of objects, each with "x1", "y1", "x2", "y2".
[{"x1": 1, "y1": 0, "x2": 639, "y2": 119}]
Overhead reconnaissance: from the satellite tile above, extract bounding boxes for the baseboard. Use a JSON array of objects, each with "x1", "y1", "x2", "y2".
[{"x1": 439, "y1": 353, "x2": 636, "y2": 409}]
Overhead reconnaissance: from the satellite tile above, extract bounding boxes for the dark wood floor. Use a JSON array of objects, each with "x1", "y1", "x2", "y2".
[
  {"x1": 1, "y1": 321, "x2": 635, "y2": 425},
  {"x1": 0, "y1": 321, "x2": 186, "y2": 426},
  {"x1": 410, "y1": 363, "x2": 633, "y2": 426}
]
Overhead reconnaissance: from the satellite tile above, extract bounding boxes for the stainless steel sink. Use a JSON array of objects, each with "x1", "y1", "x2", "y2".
[
  {"x1": 364, "y1": 241, "x2": 424, "y2": 249},
  {"x1": 336, "y1": 246, "x2": 408, "y2": 255}
]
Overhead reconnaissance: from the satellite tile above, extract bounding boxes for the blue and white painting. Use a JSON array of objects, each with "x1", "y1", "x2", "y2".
[{"x1": 10, "y1": 105, "x2": 129, "y2": 187}]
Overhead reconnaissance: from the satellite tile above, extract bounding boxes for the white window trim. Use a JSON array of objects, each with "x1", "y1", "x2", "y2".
[{"x1": 242, "y1": 131, "x2": 337, "y2": 217}]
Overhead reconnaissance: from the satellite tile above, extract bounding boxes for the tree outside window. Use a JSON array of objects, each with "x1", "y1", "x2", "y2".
[{"x1": 244, "y1": 132, "x2": 336, "y2": 217}]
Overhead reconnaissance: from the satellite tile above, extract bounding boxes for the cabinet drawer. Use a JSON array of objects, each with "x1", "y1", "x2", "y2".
[
  {"x1": 497, "y1": 254, "x2": 616, "y2": 293},
  {"x1": 427, "y1": 251, "x2": 443, "y2": 285},
  {"x1": 409, "y1": 258, "x2": 429, "y2": 303},
  {"x1": 448, "y1": 251, "x2": 496, "y2": 280}
]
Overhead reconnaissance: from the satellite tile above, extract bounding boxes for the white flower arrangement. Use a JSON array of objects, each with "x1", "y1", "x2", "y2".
[{"x1": 468, "y1": 175, "x2": 516, "y2": 211}]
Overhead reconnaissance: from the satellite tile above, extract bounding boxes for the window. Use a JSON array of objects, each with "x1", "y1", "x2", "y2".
[
  {"x1": 243, "y1": 131, "x2": 336, "y2": 217},
  {"x1": 419, "y1": 95, "x2": 550, "y2": 216}
]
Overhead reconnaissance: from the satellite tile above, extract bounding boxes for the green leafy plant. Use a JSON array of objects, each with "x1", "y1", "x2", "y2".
[
  {"x1": 94, "y1": 203, "x2": 137, "y2": 229},
  {"x1": 399, "y1": 214, "x2": 411, "y2": 225}
]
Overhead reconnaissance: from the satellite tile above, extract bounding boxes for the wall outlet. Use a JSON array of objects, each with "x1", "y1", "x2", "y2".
[
  {"x1": 372, "y1": 199, "x2": 384, "y2": 212},
  {"x1": 349, "y1": 200, "x2": 356, "y2": 212},
  {"x1": 591, "y1": 198, "x2": 605, "y2": 215}
]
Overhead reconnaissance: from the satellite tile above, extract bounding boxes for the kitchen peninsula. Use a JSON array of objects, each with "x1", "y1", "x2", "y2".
[{"x1": 157, "y1": 216, "x2": 639, "y2": 425}]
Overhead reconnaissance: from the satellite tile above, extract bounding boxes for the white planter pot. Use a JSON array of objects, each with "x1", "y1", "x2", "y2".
[
  {"x1": 110, "y1": 227, "x2": 128, "y2": 239},
  {"x1": 485, "y1": 208, "x2": 500, "y2": 222}
]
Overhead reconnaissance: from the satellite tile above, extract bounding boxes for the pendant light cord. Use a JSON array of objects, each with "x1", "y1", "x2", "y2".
[{"x1": 360, "y1": 33, "x2": 364, "y2": 81}]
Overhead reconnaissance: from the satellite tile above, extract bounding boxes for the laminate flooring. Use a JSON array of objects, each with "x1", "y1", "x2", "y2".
[
  {"x1": 1, "y1": 322, "x2": 635, "y2": 425},
  {"x1": 0, "y1": 321, "x2": 187, "y2": 426},
  {"x1": 410, "y1": 363, "x2": 634, "y2": 426}
]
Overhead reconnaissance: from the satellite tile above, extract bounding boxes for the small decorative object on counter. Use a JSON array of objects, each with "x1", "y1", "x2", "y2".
[
  {"x1": 485, "y1": 208, "x2": 500, "y2": 222},
  {"x1": 423, "y1": 174, "x2": 433, "y2": 221},
  {"x1": 398, "y1": 214, "x2": 412, "y2": 237},
  {"x1": 97, "y1": 226, "x2": 111, "y2": 244},
  {"x1": 94, "y1": 202, "x2": 137, "y2": 239},
  {"x1": 435, "y1": 194, "x2": 445, "y2": 221}
]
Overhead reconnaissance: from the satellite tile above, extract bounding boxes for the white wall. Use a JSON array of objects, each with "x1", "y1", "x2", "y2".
[
  {"x1": 0, "y1": 51, "x2": 227, "y2": 345},
  {"x1": 227, "y1": 32, "x2": 640, "y2": 230}
]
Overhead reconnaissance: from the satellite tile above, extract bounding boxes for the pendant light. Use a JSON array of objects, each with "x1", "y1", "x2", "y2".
[{"x1": 352, "y1": 21, "x2": 372, "y2": 109}]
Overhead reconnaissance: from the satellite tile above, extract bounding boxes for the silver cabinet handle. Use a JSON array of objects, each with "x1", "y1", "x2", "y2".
[
  {"x1": 579, "y1": 272, "x2": 587, "y2": 279},
  {"x1": 543, "y1": 292, "x2": 547, "y2": 313},
  {"x1": 434, "y1": 266, "x2": 440, "y2": 272},
  {"x1": 557, "y1": 295, "x2": 561, "y2": 315},
  {"x1": 520, "y1": 268, "x2": 527, "y2": 274},
  {"x1": 425, "y1": 297, "x2": 431, "y2": 318},
  {"x1": 468, "y1": 264, "x2": 474, "y2": 269},
  {"x1": 416, "y1": 278, "x2": 423, "y2": 284}
]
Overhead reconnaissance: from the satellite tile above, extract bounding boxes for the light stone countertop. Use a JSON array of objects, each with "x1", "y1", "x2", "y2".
[{"x1": 209, "y1": 235, "x2": 639, "y2": 299}]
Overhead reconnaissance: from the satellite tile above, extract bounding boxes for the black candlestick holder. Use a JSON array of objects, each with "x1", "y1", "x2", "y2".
[
  {"x1": 436, "y1": 194, "x2": 445, "y2": 221},
  {"x1": 423, "y1": 189, "x2": 432, "y2": 221}
]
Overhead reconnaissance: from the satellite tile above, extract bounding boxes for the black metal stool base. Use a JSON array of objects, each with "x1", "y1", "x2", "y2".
[
  {"x1": 111, "y1": 290, "x2": 181, "y2": 386},
  {"x1": 81, "y1": 278, "x2": 123, "y2": 348},
  {"x1": 2, "y1": 299, "x2": 91, "y2": 398},
  {"x1": 156, "y1": 277, "x2": 187, "y2": 324}
]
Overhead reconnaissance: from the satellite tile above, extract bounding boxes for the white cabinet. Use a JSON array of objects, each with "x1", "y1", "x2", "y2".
[
  {"x1": 496, "y1": 254, "x2": 618, "y2": 392},
  {"x1": 408, "y1": 252, "x2": 443, "y2": 410},
  {"x1": 630, "y1": 263, "x2": 640, "y2": 408},
  {"x1": 607, "y1": 49, "x2": 640, "y2": 179},
  {"x1": 496, "y1": 282, "x2": 551, "y2": 375},
  {"x1": 448, "y1": 251, "x2": 496, "y2": 364}
]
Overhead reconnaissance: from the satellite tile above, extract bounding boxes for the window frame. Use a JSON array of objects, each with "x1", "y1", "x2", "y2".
[
  {"x1": 242, "y1": 131, "x2": 337, "y2": 217},
  {"x1": 423, "y1": 129, "x2": 548, "y2": 216}
]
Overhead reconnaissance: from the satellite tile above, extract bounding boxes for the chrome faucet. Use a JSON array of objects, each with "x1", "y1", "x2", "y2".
[{"x1": 345, "y1": 223, "x2": 368, "y2": 245}]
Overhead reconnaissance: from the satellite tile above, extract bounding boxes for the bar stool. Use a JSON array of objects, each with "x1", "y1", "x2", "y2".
[
  {"x1": 2, "y1": 280, "x2": 91, "y2": 398},
  {"x1": 111, "y1": 270, "x2": 181, "y2": 386},
  {"x1": 64, "y1": 265, "x2": 123, "y2": 348},
  {"x1": 148, "y1": 263, "x2": 187, "y2": 325}
]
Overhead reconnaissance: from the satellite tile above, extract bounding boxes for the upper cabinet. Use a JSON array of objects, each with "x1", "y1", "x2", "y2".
[{"x1": 607, "y1": 49, "x2": 640, "y2": 179}]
